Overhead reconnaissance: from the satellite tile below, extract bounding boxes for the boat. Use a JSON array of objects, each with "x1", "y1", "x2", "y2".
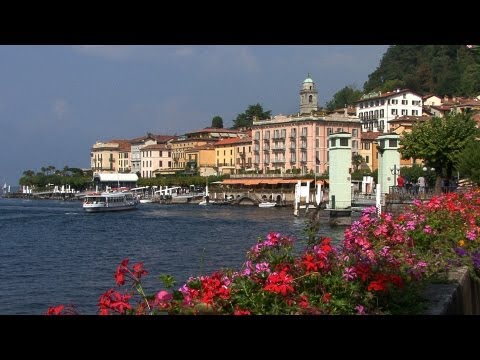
[
  {"x1": 258, "y1": 201, "x2": 276, "y2": 208},
  {"x1": 198, "y1": 178, "x2": 215, "y2": 205},
  {"x1": 83, "y1": 191, "x2": 138, "y2": 212},
  {"x1": 139, "y1": 198, "x2": 153, "y2": 204}
]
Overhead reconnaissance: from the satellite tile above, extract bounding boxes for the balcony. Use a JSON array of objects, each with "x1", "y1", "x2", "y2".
[
  {"x1": 263, "y1": 148, "x2": 270, "y2": 152},
  {"x1": 272, "y1": 147, "x2": 285, "y2": 152},
  {"x1": 271, "y1": 159, "x2": 285, "y2": 164}
]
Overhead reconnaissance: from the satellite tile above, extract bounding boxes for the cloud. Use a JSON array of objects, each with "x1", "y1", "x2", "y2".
[
  {"x1": 52, "y1": 98, "x2": 68, "y2": 121},
  {"x1": 71, "y1": 45, "x2": 259, "y2": 72}
]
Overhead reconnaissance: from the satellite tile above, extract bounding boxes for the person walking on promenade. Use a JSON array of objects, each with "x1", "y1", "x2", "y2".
[
  {"x1": 417, "y1": 176, "x2": 426, "y2": 198},
  {"x1": 397, "y1": 174, "x2": 405, "y2": 194}
]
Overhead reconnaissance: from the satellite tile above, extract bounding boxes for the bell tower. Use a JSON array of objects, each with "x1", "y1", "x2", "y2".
[{"x1": 299, "y1": 73, "x2": 319, "y2": 114}]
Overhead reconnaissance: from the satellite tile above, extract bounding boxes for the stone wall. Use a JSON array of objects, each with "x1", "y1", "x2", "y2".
[{"x1": 423, "y1": 266, "x2": 480, "y2": 315}]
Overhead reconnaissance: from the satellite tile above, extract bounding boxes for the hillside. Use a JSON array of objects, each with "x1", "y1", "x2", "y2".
[{"x1": 363, "y1": 45, "x2": 480, "y2": 97}]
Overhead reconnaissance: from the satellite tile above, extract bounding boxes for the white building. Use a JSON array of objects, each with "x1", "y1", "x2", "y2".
[{"x1": 355, "y1": 89, "x2": 423, "y2": 133}]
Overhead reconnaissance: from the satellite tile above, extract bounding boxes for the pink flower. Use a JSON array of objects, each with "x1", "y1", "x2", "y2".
[
  {"x1": 466, "y1": 230, "x2": 477, "y2": 241},
  {"x1": 156, "y1": 290, "x2": 173, "y2": 303},
  {"x1": 342, "y1": 267, "x2": 357, "y2": 281},
  {"x1": 355, "y1": 305, "x2": 366, "y2": 315},
  {"x1": 423, "y1": 225, "x2": 433, "y2": 234}
]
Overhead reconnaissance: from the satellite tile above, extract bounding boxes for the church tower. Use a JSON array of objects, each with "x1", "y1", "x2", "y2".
[{"x1": 299, "y1": 74, "x2": 319, "y2": 114}]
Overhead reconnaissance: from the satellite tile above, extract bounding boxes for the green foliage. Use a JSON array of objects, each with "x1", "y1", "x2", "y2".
[
  {"x1": 399, "y1": 113, "x2": 478, "y2": 192},
  {"x1": 351, "y1": 154, "x2": 364, "y2": 171},
  {"x1": 19, "y1": 166, "x2": 92, "y2": 190},
  {"x1": 458, "y1": 139, "x2": 480, "y2": 185},
  {"x1": 232, "y1": 103, "x2": 271, "y2": 129},
  {"x1": 364, "y1": 45, "x2": 480, "y2": 97},
  {"x1": 211, "y1": 116, "x2": 224, "y2": 128},
  {"x1": 325, "y1": 86, "x2": 362, "y2": 111},
  {"x1": 400, "y1": 164, "x2": 435, "y2": 187}
]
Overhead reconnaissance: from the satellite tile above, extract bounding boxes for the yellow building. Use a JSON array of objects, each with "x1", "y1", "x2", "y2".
[
  {"x1": 170, "y1": 138, "x2": 211, "y2": 171},
  {"x1": 90, "y1": 140, "x2": 131, "y2": 173},
  {"x1": 359, "y1": 132, "x2": 380, "y2": 172},
  {"x1": 185, "y1": 144, "x2": 216, "y2": 176},
  {"x1": 214, "y1": 136, "x2": 253, "y2": 175}
]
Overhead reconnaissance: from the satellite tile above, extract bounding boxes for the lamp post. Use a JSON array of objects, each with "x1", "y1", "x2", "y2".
[{"x1": 390, "y1": 164, "x2": 400, "y2": 186}]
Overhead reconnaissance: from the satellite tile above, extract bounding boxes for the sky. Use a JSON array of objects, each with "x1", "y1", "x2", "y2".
[{"x1": 0, "y1": 45, "x2": 388, "y2": 184}]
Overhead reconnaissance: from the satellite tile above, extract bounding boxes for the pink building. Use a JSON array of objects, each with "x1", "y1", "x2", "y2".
[{"x1": 251, "y1": 76, "x2": 361, "y2": 175}]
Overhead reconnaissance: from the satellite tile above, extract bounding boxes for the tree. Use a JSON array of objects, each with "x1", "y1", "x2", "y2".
[
  {"x1": 326, "y1": 86, "x2": 363, "y2": 111},
  {"x1": 232, "y1": 103, "x2": 271, "y2": 129},
  {"x1": 399, "y1": 113, "x2": 478, "y2": 193},
  {"x1": 351, "y1": 154, "x2": 364, "y2": 172},
  {"x1": 457, "y1": 139, "x2": 480, "y2": 186},
  {"x1": 211, "y1": 116, "x2": 224, "y2": 128}
]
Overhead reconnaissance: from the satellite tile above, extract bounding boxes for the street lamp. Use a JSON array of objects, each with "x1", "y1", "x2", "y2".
[{"x1": 390, "y1": 164, "x2": 400, "y2": 186}]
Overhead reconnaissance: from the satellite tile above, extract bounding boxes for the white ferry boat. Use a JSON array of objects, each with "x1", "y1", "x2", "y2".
[{"x1": 83, "y1": 191, "x2": 138, "y2": 212}]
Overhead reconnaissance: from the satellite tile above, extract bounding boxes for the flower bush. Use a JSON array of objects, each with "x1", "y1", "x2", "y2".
[{"x1": 46, "y1": 188, "x2": 480, "y2": 315}]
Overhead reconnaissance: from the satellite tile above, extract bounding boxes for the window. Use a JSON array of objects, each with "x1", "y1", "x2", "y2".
[
  {"x1": 255, "y1": 131, "x2": 260, "y2": 140},
  {"x1": 379, "y1": 120, "x2": 385, "y2": 130},
  {"x1": 168, "y1": 161, "x2": 171, "y2": 167},
  {"x1": 374, "y1": 110, "x2": 379, "y2": 118},
  {"x1": 230, "y1": 149, "x2": 233, "y2": 155},
  {"x1": 402, "y1": 100, "x2": 408, "y2": 105},
  {"x1": 315, "y1": 126, "x2": 319, "y2": 136},
  {"x1": 389, "y1": 139, "x2": 398, "y2": 148},
  {"x1": 224, "y1": 150, "x2": 226, "y2": 156},
  {"x1": 340, "y1": 138, "x2": 348, "y2": 146},
  {"x1": 327, "y1": 128, "x2": 333, "y2": 135},
  {"x1": 315, "y1": 139, "x2": 319, "y2": 148},
  {"x1": 249, "y1": 146, "x2": 251, "y2": 152},
  {"x1": 391, "y1": 109, "x2": 398, "y2": 115},
  {"x1": 337, "y1": 128, "x2": 342, "y2": 133},
  {"x1": 381, "y1": 100, "x2": 385, "y2": 105},
  {"x1": 352, "y1": 140, "x2": 358, "y2": 149},
  {"x1": 380, "y1": 109, "x2": 384, "y2": 118},
  {"x1": 159, "y1": 161, "x2": 163, "y2": 167},
  {"x1": 391, "y1": 99, "x2": 398, "y2": 105},
  {"x1": 168, "y1": 152, "x2": 171, "y2": 157},
  {"x1": 364, "y1": 142, "x2": 370, "y2": 150},
  {"x1": 308, "y1": 95, "x2": 313, "y2": 103},
  {"x1": 331, "y1": 139, "x2": 336, "y2": 147},
  {"x1": 412, "y1": 110, "x2": 419, "y2": 116}
]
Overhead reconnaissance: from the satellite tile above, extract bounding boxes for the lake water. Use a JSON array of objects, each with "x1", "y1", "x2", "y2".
[{"x1": 0, "y1": 197, "x2": 348, "y2": 314}]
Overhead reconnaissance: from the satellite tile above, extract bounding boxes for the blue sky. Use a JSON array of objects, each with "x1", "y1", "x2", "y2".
[{"x1": 0, "y1": 45, "x2": 388, "y2": 184}]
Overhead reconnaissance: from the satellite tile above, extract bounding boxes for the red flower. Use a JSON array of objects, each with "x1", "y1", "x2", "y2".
[
  {"x1": 321, "y1": 293, "x2": 332, "y2": 303},
  {"x1": 132, "y1": 262, "x2": 148, "y2": 280},
  {"x1": 234, "y1": 307, "x2": 251, "y2": 315},
  {"x1": 302, "y1": 253, "x2": 318, "y2": 273},
  {"x1": 264, "y1": 271, "x2": 294, "y2": 296},
  {"x1": 46, "y1": 305, "x2": 64, "y2": 315}
]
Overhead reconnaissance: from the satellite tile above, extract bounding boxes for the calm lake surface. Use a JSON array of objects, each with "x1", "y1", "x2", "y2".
[{"x1": 0, "y1": 197, "x2": 349, "y2": 314}]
